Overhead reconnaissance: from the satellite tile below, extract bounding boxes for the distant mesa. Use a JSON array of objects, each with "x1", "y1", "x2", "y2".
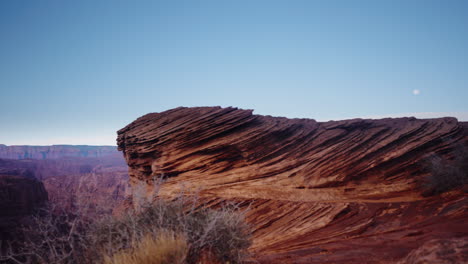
[{"x1": 0, "y1": 145, "x2": 118, "y2": 160}]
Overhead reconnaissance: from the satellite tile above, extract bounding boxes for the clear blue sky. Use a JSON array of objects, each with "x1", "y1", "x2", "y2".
[{"x1": 1, "y1": 0, "x2": 467, "y2": 145}]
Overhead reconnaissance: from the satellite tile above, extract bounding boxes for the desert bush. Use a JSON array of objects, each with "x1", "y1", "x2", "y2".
[
  {"x1": 1, "y1": 195, "x2": 252, "y2": 264},
  {"x1": 0, "y1": 205, "x2": 92, "y2": 264},
  {"x1": 423, "y1": 144, "x2": 468, "y2": 196},
  {"x1": 90, "y1": 198, "x2": 252, "y2": 264}
]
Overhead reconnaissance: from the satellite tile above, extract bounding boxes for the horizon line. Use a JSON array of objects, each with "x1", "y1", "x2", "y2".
[
  {"x1": 2, "y1": 111, "x2": 467, "y2": 146},
  {"x1": 0, "y1": 144, "x2": 117, "y2": 147}
]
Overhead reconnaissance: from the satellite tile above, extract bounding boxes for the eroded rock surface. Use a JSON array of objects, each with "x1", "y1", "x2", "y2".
[{"x1": 117, "y1": 106, "x2": 468, "y2": 263}]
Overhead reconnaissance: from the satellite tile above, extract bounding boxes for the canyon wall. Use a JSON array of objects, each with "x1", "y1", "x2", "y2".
[{"x1": 117, "y1": 106, "x2": 468, "y2": 263}]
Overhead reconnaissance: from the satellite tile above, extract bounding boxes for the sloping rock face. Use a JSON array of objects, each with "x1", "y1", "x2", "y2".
[
  {"x1": 117, "y1": 107, "x2": 468, "y2": 263},
  {"x1": 0, "y1": 145, "x2": 117, "y2": 160}
]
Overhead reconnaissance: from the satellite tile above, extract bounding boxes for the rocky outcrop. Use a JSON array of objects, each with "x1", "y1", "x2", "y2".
[
  {"x1": 0, "y1": 145, "x2": 118, "y2": 160},
  {"x1": 0, "y1": 175, "x2": 47, "y2": 217},
  {"x1": 0, "y1": 173, "x2": 48, "y2": 241},
  {"x1": 117, "y1": 106, "x2": 468, "y2": 263}
]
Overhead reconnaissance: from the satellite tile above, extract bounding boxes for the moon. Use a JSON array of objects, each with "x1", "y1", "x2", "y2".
[{"x1": 412, "y1": 89, "x2": 421, "y2": 95}]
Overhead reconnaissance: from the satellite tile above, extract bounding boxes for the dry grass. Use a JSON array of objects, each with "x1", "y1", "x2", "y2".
[
  {"x1": 1, "y1": 175, "x2": 252, "y2": 264},
  {"x1": 91, "y1": 198, "x2": 252, "y2": 264},
  {"x1": 102, "y1": 232, "x2": 187, "y2": 264},
  {"x1": 1, "y1": 196, "x2": 251, "y2": 264}
]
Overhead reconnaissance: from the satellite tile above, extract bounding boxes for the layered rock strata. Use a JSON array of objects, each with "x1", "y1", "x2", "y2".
[{"x1": 117, "y1": 106, "x2": 468, "y2": 263}]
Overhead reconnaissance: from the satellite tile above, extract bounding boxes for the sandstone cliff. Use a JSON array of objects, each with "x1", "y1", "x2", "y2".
[{"x1": 117, "y1": 106, "x2": 468, "y2": 263}]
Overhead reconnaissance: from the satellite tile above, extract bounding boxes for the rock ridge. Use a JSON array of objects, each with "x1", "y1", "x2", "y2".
[{"x1": 117, "y1": 106, "x2": 468, "y2": 263}]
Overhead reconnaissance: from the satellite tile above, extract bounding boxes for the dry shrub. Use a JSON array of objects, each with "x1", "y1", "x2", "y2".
[
  {"x1": 423, "y1": 144, "x2": 468, "y2": 196},
  {"x1": 1, "y1": 195, "x2": 252, "y2": 264},
  {"x1": 0, "y1": 205, "x2": 93, "y2": 264},
  {"x1": 102, "y1": 232, "x2": 187, "y2": 264},
  {"x1": 91, "y1": 198, "x2": 252, "y2": 264}
]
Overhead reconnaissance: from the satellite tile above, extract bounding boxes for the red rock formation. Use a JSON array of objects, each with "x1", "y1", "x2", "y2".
[
  {"x1": 0, "y1": 145, "x2": 118, "y2": 160},
  {"x1": 117, "y1": 106, "x2": 468, "y2": 263}
]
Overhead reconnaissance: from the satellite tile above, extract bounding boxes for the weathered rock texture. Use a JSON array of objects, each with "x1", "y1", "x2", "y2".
[
  {"x1": 0, "y1": 145, "x2": 117, "y2": 160},
  {"x1": 117, "y1": 106, "x2": 468, "y2": 263}
]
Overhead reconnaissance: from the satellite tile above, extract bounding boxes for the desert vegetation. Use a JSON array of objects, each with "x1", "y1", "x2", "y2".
[
  {"x1": 423, "y1": 144, "x2": 468, "y2": 196},
  {"x1": 0, "y1": 179, "x2": 252, "y2": 264},
  {"x1": 102, "y1": 232, "x2": 188, "y2": 264},
  {"x1": 93, "y1": 197, "x2": 251, "y2": 264}
]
